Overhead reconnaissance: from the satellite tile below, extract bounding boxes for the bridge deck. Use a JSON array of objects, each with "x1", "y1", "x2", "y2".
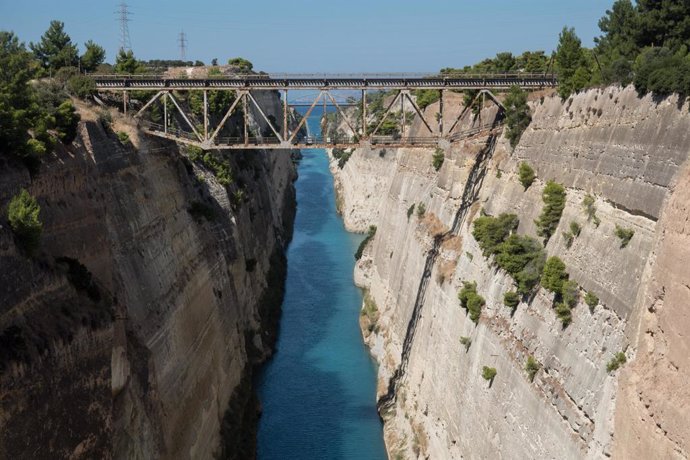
[{"x1": 95, "y1": 73, "x2": 557, "y2": 90}]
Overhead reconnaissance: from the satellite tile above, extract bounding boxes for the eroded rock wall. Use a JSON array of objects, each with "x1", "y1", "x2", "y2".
[
  {"x1": 0, "y1": 99, "x2": 296, "y2": 459},
  {"x1": 330, "y1": 86, "x2": 690, "y2": 459}
]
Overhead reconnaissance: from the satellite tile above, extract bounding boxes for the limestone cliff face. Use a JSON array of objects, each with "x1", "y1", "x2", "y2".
[
  {"x1": 329, "y1": 86, "x2": 690, "y2": 459},
  {"x1": 0, "y1": 99, "x2": 296, "y2": 458}
]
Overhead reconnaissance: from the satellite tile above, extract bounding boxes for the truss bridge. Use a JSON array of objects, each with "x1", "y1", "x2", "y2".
[{"x1": 94, "y1": 73, "x2": 556, "y2": 150}]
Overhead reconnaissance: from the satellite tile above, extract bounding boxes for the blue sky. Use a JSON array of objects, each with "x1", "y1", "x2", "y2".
[{"x1": 1, "y1": 0, "x2": 614, "y2": 72}]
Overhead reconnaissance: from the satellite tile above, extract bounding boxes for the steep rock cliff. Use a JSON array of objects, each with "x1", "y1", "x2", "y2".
[
  {"x1": 0, "y1": 97, "x2": 296, "y2": 459},
  {"x1": 329, "y1": 86, "x2": 690, "y2": 459}
]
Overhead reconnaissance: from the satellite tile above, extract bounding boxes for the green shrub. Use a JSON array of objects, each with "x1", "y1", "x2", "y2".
[
  {"x1": 407, "y1": 204, "x2": 415, "y2": 220},
  {"x1": 472, "y1": 213, "x2": 519, "y2": 257},
  {"x1": 459, "y1": 336, "x2": 472, "y2": 352},
  {"x1": 525, "y1": 356, "x2": 540, "y2": 382},
  {"x1": 555, "y1": 302, "x2": 573, "y2": 327},
  {"x1": 562, "y1": 279, "x2": 579, "y2": 308},
  {"x1": 614, "y1": 225, "x2": 634, "y2": 248},
  {"x1": 355, "y1": 225, "x2": 377, "y2": 260},
  {"x1": 482, "y1": 366, "x2": 497, "y2": 381},
  {"x1": 503, "y1": 291, "x2": 520, "y2": 310},
  {"x1": 606, "y1": 352, "x2": 627, "y2": 373},
  {"x1": 458, "y1": 281, "x2": 484, "y2": 324},
  {"x1": 7, "y1": 189, "x2": 43, "y2": 255},
  {"x1": 332, "y1": 148, "x2": 353, "y2": 168},
  {"x1": 116, "y1": 131, "x2": 130, "y2": 145},
  {"x1": 188, "y1": 201, "x2": 216, "y2": 222},
  {"x1": 494, "y1": 234, "x2": 546, "y2": 295},
  {"x1": 585, "y1": 291, "x2": 599, "y2": 312},
  {"x1": 562, "y1": 221, "x2": 580, "y2": 249},
  {"x1": 227, "y1": 57, "x2": 253, "y2": 73},
  {"x1": 535, "y1": 181, "x2": 566, "y2": 241},
  {"x1": 432, "y1": 148, "x2": 445, "y2": 171},
  {"x1": 187, "y1": 145, "x2": 204, "y2": 162},
  {"x1": 518, "y1": 162, "x2": 536, "y2": 190},
  {"x1": 199, "y1": 152, "x2": 232, "y2": 186},
  {"x1": 541, "y1": 256, "x2": 568, "y2": 295},
  {"x1": 54, "y1": 100, "x2": 80, "y2": 144},
  {"x1": 458, "y1": 281, "x2": 477, "y2": 309},
  {"x1": 66, "y1": 75, "x2": 96, "y2": 99},
  {"x1": 231, "y1": 189, "x2": 245, "y2": 209},
  {"x1": 416, "y1": 203, "x2": 426, "y2": 218}
]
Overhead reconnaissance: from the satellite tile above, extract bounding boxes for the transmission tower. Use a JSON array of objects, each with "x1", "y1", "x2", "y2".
[
  {"x1": 178, "y1": 31, "x2": 187, "y2": 61},
  {"x1": 116, "y1": 3, "x2": 132, "y2": 51}
]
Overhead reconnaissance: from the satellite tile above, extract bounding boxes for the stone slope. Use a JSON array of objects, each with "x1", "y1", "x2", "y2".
[
  {"x1": 0, "y1": 99, "x2": 296, "y2": 459},
  {"x1": 329, "y1": 85, "x2": 690, "y2": 459}
]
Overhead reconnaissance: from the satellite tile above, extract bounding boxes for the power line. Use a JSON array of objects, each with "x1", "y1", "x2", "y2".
[
  {"x1": 178, "y1": 30, "x2": 187, "y2": 61},
  {"x1": 116, "y1": 2, "x2": 132, "y2": 51}
]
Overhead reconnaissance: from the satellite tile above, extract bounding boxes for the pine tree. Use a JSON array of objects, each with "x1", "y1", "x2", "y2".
[
  {"x1": 504, "y1": 86, "x2": 531, "y2": 148},
  {"x1": 30, "y1": 20, "x2": 78, "y2": 71},
  {"x1": 555, "y1": 27, "x2": 587, "y2": 98},
  {"x1": 80, "y1": 40, "x2": 105, "y2": 72}
]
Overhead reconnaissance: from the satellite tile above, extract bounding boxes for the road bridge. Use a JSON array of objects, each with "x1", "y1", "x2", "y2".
[{"x1": 94, "y1": 73, "x2": 557, "y2": 150}]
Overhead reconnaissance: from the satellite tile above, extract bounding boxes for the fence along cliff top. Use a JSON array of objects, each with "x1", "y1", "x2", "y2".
[{"x1": 94, "y1": 73, "x2": 557, "y2": 150}]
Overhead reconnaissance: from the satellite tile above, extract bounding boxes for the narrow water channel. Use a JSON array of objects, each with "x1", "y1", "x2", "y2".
[{"x1": 256, "y1": 108, "x2": 386, "y2": 460}]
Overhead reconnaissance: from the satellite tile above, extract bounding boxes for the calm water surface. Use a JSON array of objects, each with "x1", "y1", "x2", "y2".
[{"x1": 256, "y1": 108, "x2": 387, "y2": 460}]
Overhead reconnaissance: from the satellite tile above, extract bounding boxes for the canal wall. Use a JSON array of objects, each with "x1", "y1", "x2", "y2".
[
  {"x1": 329, "y1": 85, "x2": 690, "y2": 459},
  {"x1": 0, "y1": 95, "x2": 296, "y2": 458}
]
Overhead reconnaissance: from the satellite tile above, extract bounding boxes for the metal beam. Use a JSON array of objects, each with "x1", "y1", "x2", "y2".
[
  {"x1": 287, "y1": 91, "x2": 324, "y2": 143},
  {"x1": 402, "y1": 90, "x2": 434, "y2": 135},
  {"x1": 167, "y1": 92, "x2": 203, "y2": 142},
  {"x1": 246, "y1": 91, "x2": 283, "y2": 142},
  {"x1": 134, "y1": 91, "x2": 164, "y2": 118},
  {"x1": 370, "y1": 90, "x2": 402, "y2": 137},
  {"x1": 447, "y1": 90, "x2": 483, "y2": 136},
  {"x1": 325, "y1": 91, "x2": 357, "y2": 136},
  {"x1": 208, "y1": 90, "x2": 244, "y2": 144}
]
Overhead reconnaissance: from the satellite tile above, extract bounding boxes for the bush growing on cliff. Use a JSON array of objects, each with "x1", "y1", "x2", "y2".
[
  {"x1": 416, "y1": 203, "x2": 426, "y2": 218},
  {"x1": 495, "y1": 235, "x2": 546, "y2": 295},
  {"x1": 471, "y1": 213, "x2": 546, "y2": 295},
  {"x1": 505, "y1": 85, "x2": 532, "y2": 148},
  {"x1": 525, "y1": 356, "x2": 540, "y2": 382},
  {"x1": 503, "y1": 291, "x2": 520, "y2": 311},
  {"x1": 614, "y1": 225, "x2": 634, "y2": 248},
  {"x1": 585, "y1": 291, "x2": 599, "y2": 312},
  {"x1": 606, "y1": 352, "x2": 627, "y2": 373},
  {"x1": 355, "y1": 225, "x2": 377, "y2": 261},
  {"x1": 481, "y1": 366, "x2": 497, "y2": 382},
  {"x1": 541, "y1": 256, "x2": 568, "y2": 295},
  {"x1": 472, "y1": 213, "x2": 519, "y2": 257},
  {"x1": 518, "y1": 162, "x2": 536, "y2": 190},
  {"x1": 432, "y1": 148, "x2": 445, "y2": 171},
  {"x1": 458, "y1": 281, "x2": 484, "y2": 324},
  {"x1": 7, "y1": 189, "x2": 43, "y2": 255},
  {"x1": 535, "y1": 181, "x2": 566, "y2": 242},
  {"x1": 334, "y1": 149, "x2": 352, "y2": 169},
  {"x1": 459, "y1": 336, "x2": 472, "y2": 352}
]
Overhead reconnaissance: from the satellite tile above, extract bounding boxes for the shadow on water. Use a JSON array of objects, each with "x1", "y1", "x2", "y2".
[{"x1": 255, "y1": 106, "x2": 386, "y2": 460}]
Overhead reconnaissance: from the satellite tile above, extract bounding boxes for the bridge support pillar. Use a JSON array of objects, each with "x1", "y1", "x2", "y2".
[
  {"x1": 163, "y1": 92, "x2": 168, "y2": 134},
  {"x1": 203, "y1": 90, "x2": 208, "y2": 141},
  {"x1": 438, "y1": 90, "x2": 444, "y2": 136}
]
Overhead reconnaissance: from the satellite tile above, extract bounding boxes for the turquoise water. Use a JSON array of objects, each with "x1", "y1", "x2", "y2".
[{"x1": 256, "y1": 108, "x2": 387, "y2": 460}]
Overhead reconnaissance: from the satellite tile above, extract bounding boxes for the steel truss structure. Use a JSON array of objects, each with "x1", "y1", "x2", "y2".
[{"x1": 95, "y1": 74, "x2": 556, "y2": 150}]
